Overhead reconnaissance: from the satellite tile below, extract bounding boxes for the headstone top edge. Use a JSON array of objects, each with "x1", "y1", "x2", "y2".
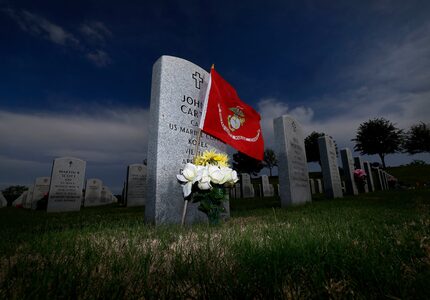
[
  {"x1": 53, "y1": 157, "x2": 86, "y2": 163},
  {"x1": 129, "y1": 163, "x2": 146, "y2": 167},
  {"x1": 156, "y1": 55, "x2": 208, "y2": 71},
  {"x1": 87, "y1": 178, "x2": 102, "y2": 181},
  {"x1": 274, "y1": 114, "x2": 297, "y2": 123}
]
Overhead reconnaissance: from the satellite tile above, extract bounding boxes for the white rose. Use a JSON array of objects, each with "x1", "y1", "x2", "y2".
[
  {"x1": 176, "y1": 163, "x2": 199, "y2": 183},
  {"x1": 220, "y1": 167, "x2": 232, "y2": 182},
  {"x1": 198, "y1": 180, "x2": 212, "y2": 190},
  {"x1": 208, "y1": 165, "x2": 225, "y2": 184},
  {"x1": 176, "y1": 163, "x2": 201, "y2": 197},
  {"x1": 197, "y1": 166, "x2": 212, "y2": 190},
  {"x1": 222, "y1": 168, "x2": 238, "y2": 186}
]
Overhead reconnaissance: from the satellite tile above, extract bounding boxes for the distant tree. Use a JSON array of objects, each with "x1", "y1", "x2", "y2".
[
  {"x1": 352, "y1": 118, "x2": 403, "y2": 168},
  {"x1": 232, "y1": 151, "x2": 264, "y2": 176},
  {"x1": 305, "y1": 131, "x2": 338, "y2": 166},
  {"x1": 1, "y1": 185, "x2": 28, "y2": 206},
  {"x1": 403, "y1": 122, "x2": 430, "y2": 154},
  {"x1": 263, "y1": 149, "x2": 278, "y2": 176}
]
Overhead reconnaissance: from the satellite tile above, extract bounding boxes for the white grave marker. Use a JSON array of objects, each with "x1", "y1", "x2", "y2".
[
  {"x1": 340, "y1": 148, "x2": 358, "y2": 196},
  {"x1": 241, "y1": 173, "x2": 255, "y2": 198},
  {"x1": 145, "y1": 56, "x2": 227, "y2": 224},
  {"x1": 274, "y1": 115, "x2": 311, "y2": 206},
  {"x1": 47, "y1": 157, "x2": 86, "y2": 213},
  {"x1": 261, "y1": 175, "x2": 275, "y2": 197},
  {"x1": 84, "y1": 178, "x2": 103, "y2": 207},
  {"x1": 126, "y1": 164, "x2": 147, "y2": 207},
  {"x1": 31, "y1": 176, "x2": 50, "y2": 209},
  {"x1": 318, "y1": 136, "x2": 343, "y2": 198}
]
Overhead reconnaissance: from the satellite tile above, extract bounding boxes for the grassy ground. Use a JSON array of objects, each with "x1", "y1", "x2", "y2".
[{"x1": 1, "y1": 189, "x2": 429, "y2": 299}]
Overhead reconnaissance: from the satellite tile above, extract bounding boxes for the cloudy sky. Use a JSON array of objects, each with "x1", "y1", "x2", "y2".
[{"x1": 1, "y1": 0, "x2": 429, "y2": 193}]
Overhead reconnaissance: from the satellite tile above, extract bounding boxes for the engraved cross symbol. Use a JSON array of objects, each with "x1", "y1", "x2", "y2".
[
  {"x1": 68, "y1": 161, "x2": 73, "y2": 168},
  {"x1": 192, "y1": 71, "x2": 203, "y2": 89}
]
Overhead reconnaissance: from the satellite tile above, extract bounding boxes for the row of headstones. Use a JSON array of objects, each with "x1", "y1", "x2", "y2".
[
  {"x1": 13, "y1": 176, "x2": 51, "y2": 209},
  {"x1": 229, "y1": 174, "x2": 276, "y2": 199},
  {"x1": 11, "y1": 157, "x2": 117, "y2": 212},
  {"x1": 234, "y1": 166, "x2": 390, "y2": 200},
  {"x1": 339, "y1": 149, "x2": 392, "y2": 195},
  {"x1": 272, "y1": 115, "x2": 394, "y2": 207}
]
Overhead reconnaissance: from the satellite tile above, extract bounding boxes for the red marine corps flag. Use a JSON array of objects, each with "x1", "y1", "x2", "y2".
[{"x1": 199, "y1": 67, "x2": 264, "y2": 160}]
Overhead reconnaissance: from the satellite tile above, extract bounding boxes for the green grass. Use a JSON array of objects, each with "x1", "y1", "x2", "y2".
[{"x1": 1, "y1": 190, "x2": 429, "y2": 299}]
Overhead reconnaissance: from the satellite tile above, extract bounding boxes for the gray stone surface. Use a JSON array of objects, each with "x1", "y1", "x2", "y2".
[
  {"x1": 12, "y1": 191, "x2": 26, "y2": 207},
  {"x1": 101, "y1": 186, "x2": 115, "y2": 204},
  {"x1": 318, "y1": 135, "x2": 343, "y2": 198},
  {"x1": 376, "y1": 168, "x2": 385, "y2": 190},
  {"x1": 241, "y1": 173, "x2": 255, "y2": 198},
  {"x1": 31, "y1": 177, "x2": 50, "y2": 209},
  {"x1": 100, "y1": 186, "x2": 109, "y2": 204},
  {"x1": 24, "y1": 185, "x2": 34, "y2": 209},
  {"x1": 363, "y1": 162, "x2": 375, "y2": 192},
  {"x1": 126, "y1": 164, "x2": 147, "y2": 207},
  {"x1": 261, "y1": 175, "x2": 274, "y2": 197},
  {"x1": 309, "y1": 179, "x2": 315, "y2": 194},
  {"x1": 47, "y1": 157, "x2": 86, "y2": 213},
  {"x1": 0, "y1": 192, "x2": 7, "y2": 208},
  {"x1": 382, "y1": 171, "x2": 389, "y2": 190},
  {"x1": 274, "y1": 115, "x2": 311, "y2": 206},
  {"x1": 315, "y1": 179, "x2": 323, "y2": 193},
  {"x1": 354, "y1": 156, "x2": 369, "y2": 193},
  {"x1": 84, "y1": 178, "x2": 103, "y2": 207},
  {"x1": 145, "y1": 56, "x2": 227, "y2": 225},
  {"x1": 340, "y1": 148, "x2": 358, "y2": 196},
  {"x1": 235, "y1": 183, "x2": 241, "y2": 199}
]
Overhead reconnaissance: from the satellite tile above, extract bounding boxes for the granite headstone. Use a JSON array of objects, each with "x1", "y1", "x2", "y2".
[
  {"x1": 261, "y1": 175, "x2": 274, "y2": 197},
  {"x1": 274, "y1": 115, "x2": 311, "y2": 206},
  {"x1": 354, "y1": 156, "x2": 369, "y2": 193},
  {"x1": 241, "y1": 173, "x2": 255, "y2": 198},
  {"x1": 382, "y1": 171, "x2": 389, "y2": 190},
  {"x1": 363, "y1": 162, "x2": 375, "y2": 192},
  {"x1": 0, "y1": 192, "x2": 7, "y2": 208},
  {"x1": 84, "y1": 178, "x2": 103, "y2": 207},
  {"x1": 318, "y1": 135, "x2": 343, "y2": 198},
  {"x1": 145, "y1": 56, "x2": 227, "y2": 224},
  {"x1": 126, "y1": 164, "x2": 147, "y2": 207},
  {"x1": 13, "y1": 191, "x2": 26, "y2": 207},
  {"x1": 31, "y1": 176, "x2": 50, "y2": 209},
  {"x1": 47, "y1": 157, "x2": 86, "y2": 213},
  {"x1": 24, "y1": 185, "x2": 34, "y2": 209},
  {"x1": 309, "y1": 179, "x2": 316, "y2": 194},
  {"x1": 340, "y1": 148, "x2": 358, "y2": 195},
  {"x1": 315, "y1": 179, "x2": 323, "y2": 193},
  {"x1": 376, "y1": 168, "x2": 385, "y2": 190}
]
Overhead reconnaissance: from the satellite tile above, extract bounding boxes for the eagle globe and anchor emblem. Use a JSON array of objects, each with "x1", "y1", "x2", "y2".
[{"x1": 227, "y1": 107, "x2": 245, "y2": 132}]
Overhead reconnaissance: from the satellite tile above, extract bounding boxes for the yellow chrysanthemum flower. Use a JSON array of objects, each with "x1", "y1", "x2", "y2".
[{"x1": 194, "y1": 150, "x2": 229, "y2": 167}]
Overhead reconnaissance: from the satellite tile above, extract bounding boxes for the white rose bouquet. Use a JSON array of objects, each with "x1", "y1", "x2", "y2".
[{"x1": 177, "y1": 150, "x2": 238, "y2": 224}]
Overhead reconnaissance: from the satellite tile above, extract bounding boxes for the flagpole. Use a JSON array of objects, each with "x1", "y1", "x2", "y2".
[{"x1": 181, "y1": 64, "x2": 214, "y2": 226}]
